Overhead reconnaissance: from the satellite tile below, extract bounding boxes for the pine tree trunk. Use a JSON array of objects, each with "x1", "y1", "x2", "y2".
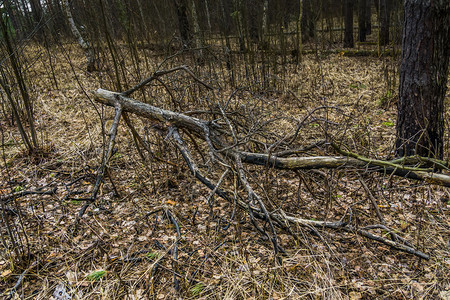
[
  {"x1": 379, "y1": 0, "x2": 391, "y2": 46},
  {"x1": 358, "y1": 0, "x2": 367, "y2": 42},
  {"x1": 365, "y1": 0, "x2": 372, "y2": 34},
  {"x1": 173, "y1": 0, "x2": 192, "y2": 48},
  {"x1": 344, "y1": 0, "x2": 354, "y2": 48},
  {"x1": 395, "y1": 0, "x2": 449, "y2": 159}
]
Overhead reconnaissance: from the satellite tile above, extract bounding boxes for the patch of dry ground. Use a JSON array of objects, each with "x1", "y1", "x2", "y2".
[{"x1": 0, "y1": 43, "x2": 449, "y2": 299}]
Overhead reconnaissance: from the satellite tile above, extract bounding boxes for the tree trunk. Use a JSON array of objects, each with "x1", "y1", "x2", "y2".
[
  {"x1": 232, "y1": 0, "x2": 246, "y2": 51},
  {"x1": 173, "y1": 0, "x2": 192, "y2": 48},
  {"x1": 379, "y1": 0, "x2": 391, "y2": 46},
  {"x1": 261, "y1": 0, "x2": 269, "y2": 48},
  {"x1": 29, "y1": 0, "x2": 43, "y2": 40},
  {"x1": 189, "y1": 0, "x2": 201, "y2": 48},
  {"x1": 0, "y1": 15, "x2": 38, "y2": 150},
  {"x1": 344, "y1": 0, "x2": 354, "y2": 48},
  {"x1": 4, "y1": 0, "x2": 22, "y2": 39},
  {"x1": 301, "y1": 0, "x2": 315, "y2": 41},
  {"x1": 246, "y1": 0, "x2": 259, "y2": 43},
  {"x1": 365, "y1": 0, "x2": 372, "y2": 34},
  {"x1": 204, "y1": 0, "x2": 212, "y2": 31},
  {"x1": 395, "y1": 0, "x2": 449, "y2": 159},
  {"x1": 189, "y1": 0, "x2": 204, "y2": 61},
  {"x1": 358, "y1": 0, "x2": 367, "y2": 42},
  {"x1": 296, "y1": 0, "x2": 302, "y2": 63},
  {"x1": 62, "y1": 0, "x2": 96, "y2": 72}
]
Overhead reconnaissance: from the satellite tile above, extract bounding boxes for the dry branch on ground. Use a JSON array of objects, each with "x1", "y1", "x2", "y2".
[{"x1": 90, "y1": 68, "x2": 446, "y2": 264}]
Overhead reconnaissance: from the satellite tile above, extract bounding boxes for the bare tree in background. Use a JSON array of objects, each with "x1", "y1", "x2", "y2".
[
  {"x1": 378, "y1": 0, "x2": 392, "y2": 46},
  {"x1": 173, "y1": 0, "x2": 192, "y2": 48},
  {"x1": 358, "y1": 0, "x2": 367, "y2": 42},
  {"x1": 344, "y1": 0, "x2": 354, "y2": 47},
  {"x1": 62, "y1": 0, "x2": 96, "y2": 72}
]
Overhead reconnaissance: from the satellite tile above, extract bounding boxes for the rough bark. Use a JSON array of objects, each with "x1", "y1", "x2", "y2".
[
  {"x1": 395, "y1": 0, "x2": 449, "y2": 159},
  {"x1": 173, "y1": 0, "x2": 192, "y2": 48}
]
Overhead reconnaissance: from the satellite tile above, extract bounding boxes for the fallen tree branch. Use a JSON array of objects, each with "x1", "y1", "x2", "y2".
[
  {"x1": 169, "y1": 127, "x2": 429, "y2": 259},
  {"x1": 93, "y1": 88, "x2": 450, "y2": 187},
  {"x1": 93, "y1": 85, "x2": 432, "y2": 259},
  {"x1": 237, "y1": 151, "x2": 450, "y2": 187},
  {"x1": 165, "y1": 208, "x2": 181, "y2": 291},
  {"x1": 1, "y1": 187, "x2": 57, "y2": 204}
]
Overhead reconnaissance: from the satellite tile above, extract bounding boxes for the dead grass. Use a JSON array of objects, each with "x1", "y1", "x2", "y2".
[{"x1": 0, "y1": 42, "x2": 449, "y2": 300}]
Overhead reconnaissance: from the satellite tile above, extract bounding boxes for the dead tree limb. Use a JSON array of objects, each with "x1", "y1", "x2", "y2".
[
  {"x1": 1, "y1": 188, "x2": 57, "y2": 204},
  {"x1": 169, "y1": 127, "x2": 429, "y2": 259},
  {"x1": 165, "y1": 208, "x2": 181, "y2": 291},
  {"x1": 93, "y1": 86, "x2": 436, "y2": 259},
  {"x1": 93, "y1": 88, "x2": 450, "y2": 187}
]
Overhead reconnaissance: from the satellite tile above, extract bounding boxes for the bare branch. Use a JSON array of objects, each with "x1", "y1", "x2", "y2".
[{"x1": 122, "y1": 65, "x2": 213, "y2": 96}]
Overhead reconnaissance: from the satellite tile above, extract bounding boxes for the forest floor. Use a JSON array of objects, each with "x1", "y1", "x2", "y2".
[{"x1": 0, "y1": 43, "x2": 449, "y2": 299}]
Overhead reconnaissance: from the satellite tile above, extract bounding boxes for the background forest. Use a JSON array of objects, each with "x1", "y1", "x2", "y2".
[{"x1": 0, "y1": 0, "x2": 449, "y2": 299}]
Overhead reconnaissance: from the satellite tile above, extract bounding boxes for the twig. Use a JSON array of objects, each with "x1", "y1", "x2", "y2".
[
  {"x1": 188, "y1": 240, "x2": 228, "y2": 286},
  {"x1": 122, "y1": 112, "x2": 176, "y2": 166},
  {"x1": 122, "y1": 65, "x2": 213, "y2": 96},
  {"x1": 234, "y1": 153, "x2": 282, "y2": 264},
  {"x1": 6, "y1": 260, "x2": 38, "y2": 300},
  {"x1": 331, "y1": 142, "x2": 432, "y2": 172},
  {"x1": 165, "y1": 208, "x2": 181, "y2": 292},
  {"x1": 75, "y1": 101, "x2": 122, "y2": 228},
  {"x1": 1, "y1": 188, "x2": 57, "y2": 204},
  {"x1": 358, "y1": 175, "x2": 385, "y2": 224},
  {"x1": 274, "y1": 140, "x2": 326, "y2": 157}
]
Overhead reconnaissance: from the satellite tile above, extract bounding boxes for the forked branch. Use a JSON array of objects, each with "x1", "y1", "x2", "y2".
[{"x1": 92, "y1": 71, "x2": 440, "y2": 259}]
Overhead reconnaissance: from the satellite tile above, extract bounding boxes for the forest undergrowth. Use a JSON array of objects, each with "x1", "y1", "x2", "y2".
[{"x1": 0, "y1": 43, "x2": 449, "y2": 299}]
